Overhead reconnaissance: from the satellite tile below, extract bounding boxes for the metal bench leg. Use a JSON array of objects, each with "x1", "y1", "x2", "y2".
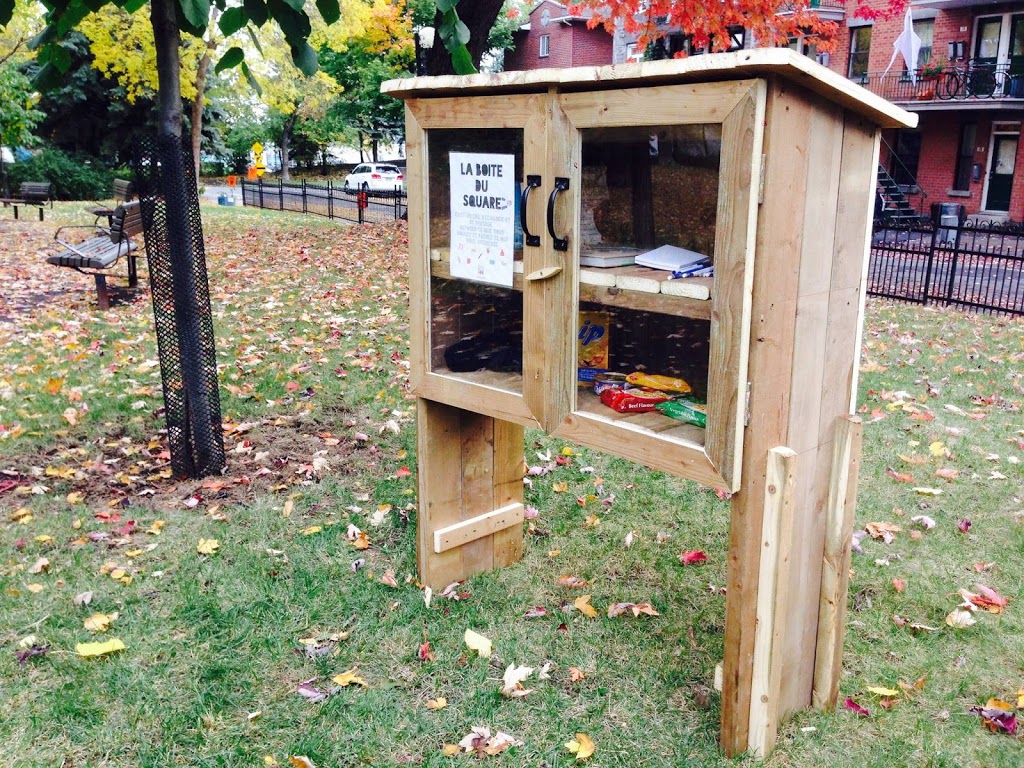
[
  {"x1": 95, "y1": 274, "x2": 110, "y2": 310},
  {"x1": 13, "y1": 206, "x2": 18, "y2": 220},
  {"x1": 38, "y1": 207, "x2": 44, "y2": 222},
  {"x1": 128, "y1": 254, "x2": 138, "y2": 288}
]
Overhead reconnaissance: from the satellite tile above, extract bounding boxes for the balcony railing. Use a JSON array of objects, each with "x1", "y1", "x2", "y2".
[{"x1": 855, "y1": 61, "x2": 1024, "y2": 103}]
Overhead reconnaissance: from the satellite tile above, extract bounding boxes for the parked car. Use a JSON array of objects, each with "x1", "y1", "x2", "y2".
[{"x1": 343, "y1": 163, "x2": 405, "y2": 193}]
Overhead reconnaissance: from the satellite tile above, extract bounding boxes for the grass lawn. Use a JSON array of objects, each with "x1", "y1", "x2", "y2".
[{"x1": 1, "y1": 204, "x2": 1022, "y2": 768}]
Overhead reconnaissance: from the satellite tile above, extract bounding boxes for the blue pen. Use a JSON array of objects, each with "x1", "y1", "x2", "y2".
[{"x1": 670, "y1": 257, "x2": 711, "y2": 279}]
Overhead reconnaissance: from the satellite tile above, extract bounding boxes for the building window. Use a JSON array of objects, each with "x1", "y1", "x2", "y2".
[
  {"x1": 848, "y1": 26, "x2": 872, "y2": 82},
  {"x1": 727, "y1": 25, "x2": 745, "y2": 52},
  {"x1": 910, "y1": 19, "x2": 934, "y2": 72},
  {"x1": 953, "y1": 123, "x2": 977, "y2": 191},
  {"x1": 539, "y1": 34, "x2": 550, "y2": 58}
]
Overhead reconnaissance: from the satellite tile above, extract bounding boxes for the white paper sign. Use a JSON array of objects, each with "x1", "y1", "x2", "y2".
[{"x1": 449, "y1": 152, "x2": 515, "y2": 287}]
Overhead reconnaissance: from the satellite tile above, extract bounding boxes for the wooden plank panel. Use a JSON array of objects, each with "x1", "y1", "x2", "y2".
[
  {"x1": 720, "y1": 78, "x2": 809, "y2": 757},
  {"x1": 797, "y1": 103, "x2": 844, "y2": 297},
  {"x1": 705, "y1": 81, "x2": 765, "y2": 492},
  {"x1": 787, "y1": 293, "x2": 829, "y2": 455},
  {"x1": 408, "y1": 94, "x2": 542, "y2": 129},
  {"x1": 778, "y1": 442, "x2": 830, "y2": 715},
  {"x1": 560, "y1": 79, "x2": 750, "y2": 129},
  {"x1": 416, "y1": 373, "x2": 537, "y2": 428},
  {"x1": 416, "y1": 399, "x2": 467, "y2": 587},
  {"x1": 817, "y1": 286, "x2": 863, "y2": 448},
  {"x1": 490, "y1": 417, "x2": 526, "y2": 569},
  {"x1": 406, "y1": 108, "x2": 429, "y2": 395},
  {"x1": 457, "y1": 412, "x2": 497, "y2": 575},
  {"x1": 434, "y1": 502, "x2": 525, "y2": 553},
  {"x1": 812, "y1": 416, "x2": 862, "y2": 711},
  {"x1": 748, "y1": 447, "x2": 797, "y2": 759}
]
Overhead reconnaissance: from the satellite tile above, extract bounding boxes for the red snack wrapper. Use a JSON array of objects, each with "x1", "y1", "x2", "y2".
[{"x1": 599, "y1": 386, "x2": 672, "y2": 413}]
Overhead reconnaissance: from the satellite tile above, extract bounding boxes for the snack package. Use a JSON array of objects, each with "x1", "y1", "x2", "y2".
[
  {"x1": 600, "y1": 386, "x2": 673, "y2": 413},
  {"x1": 655, "y1": 398, "x2": 707, "y2": 428},
  {"x1": 626, "y1": 372, "x2": 692, "y2": 395},
  {"x1": 578, "y1": 311, "x2": 610, "y2": 385}
]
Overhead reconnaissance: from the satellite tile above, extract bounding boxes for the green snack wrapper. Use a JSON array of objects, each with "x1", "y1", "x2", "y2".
[{"x1": 655, "y1": 398, "x2": 707, "y2": 428}]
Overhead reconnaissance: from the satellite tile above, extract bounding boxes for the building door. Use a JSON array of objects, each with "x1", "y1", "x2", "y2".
[
  {"x1": 985, "y1": 134, "x2": 1018, "y2": 212},
  {"x1": 1010, "y1": 15, "x2": 1024, "y2": 94},
  {"x1": 972, "y1": 18, "x2": 1003, "y2": 96}
]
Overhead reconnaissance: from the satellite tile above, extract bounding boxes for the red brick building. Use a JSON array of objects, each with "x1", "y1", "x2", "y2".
[
  {"x1": 504, "y1": 1, "x2": 1024, "y2": 221},
  {"x1": 503, "y1": 1, "x2": 614, "y2": 71}
]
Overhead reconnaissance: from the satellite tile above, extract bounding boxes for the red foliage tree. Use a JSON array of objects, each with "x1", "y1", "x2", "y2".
[{"x1": 570, "y1": 0, "x2": 909, "y2": 57}]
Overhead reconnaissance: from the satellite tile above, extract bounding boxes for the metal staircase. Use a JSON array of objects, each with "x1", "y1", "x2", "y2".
[{"x1": 876, "y1": 163, "x2": 924, "y2": 223}]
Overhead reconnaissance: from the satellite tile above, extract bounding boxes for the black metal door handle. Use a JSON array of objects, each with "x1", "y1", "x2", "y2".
[
  {"x1": 521, "y1": 175, "x2": 541, "y2": 247},
  {"x1": 547, "y1": 177, "x2": 570, "y2": 252}
]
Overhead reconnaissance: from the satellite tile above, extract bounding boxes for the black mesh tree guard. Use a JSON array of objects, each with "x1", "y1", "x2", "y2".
[{"x1": 132, "y1": 136, "x2": 225, "y2": 478}]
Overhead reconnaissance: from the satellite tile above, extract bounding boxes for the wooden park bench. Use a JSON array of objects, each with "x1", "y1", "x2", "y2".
[
  {"x1": 1, "y1": 182, "x2": 55, "y2": 221},
  {"x1": 88, "y1": 178, "x2": 135, "y2": 224},
  {"x1": 46, "y1": 201, "x2": 144, "y2": 310}
]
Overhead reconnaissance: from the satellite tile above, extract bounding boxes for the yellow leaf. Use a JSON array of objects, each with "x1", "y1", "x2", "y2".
[
  {"x1": 548, "y1": 549, "x2": 561, "y2": 557},
  {"x1": 72, "y1": 518, "x2": 82, "y2": 529},
  {"x1": 583, "y1": 514, "x2": 600, "y2": 528},
  {"x1": 34, "y1": 535, "x2": 53, "y2": 543},
  {"x1": 1016, "y1": 689, "x2": 1024, "y2": 709},
  {"x1": 441, "y1": 744, "x2": 460, "y2": 756},
  {"x1": 425, "y1": 697, "x2": 447, "y2": 710},
  {"x1": 110, "y1": 568, "x2": 126, "y2": 580},
  {"x1": 332, "y1": 668, "x2": 367, "y2": 687},
  {"x1": 10, "y1": 507, "x2": 32, "y2": 522},
  {"x1": 945, "y1": 608, "x2": 977, "y2": 628},
  {"x1": 197, "y1": 538, "x2": 220, "y2": 555},
  {"x1": 45, "y1": 377, "x2": 64, "y2": 395},
  {"x1": 84, "y1": 613, "x2": 113, "y2": 632},
  {"x1": 565, "y1": 732, "x2": 596, "y2": 760},
  {"x1": 928, "y1": 441, "x2": 946, "y2": 457},
  {"x1": 283, "y1": 500, "x2": 293, "y2": 518},
  {"x1": 552, "y1": 481, "x2": 568, "y2": 493},
  {"x1": 67, "y1": 492, "x2": 84, "y2": 504},
  {"x1": 289, "y1": 758, "x2": 316, "y2": 768},
  {"x1": 561, "y1": 447, "x2": 575, "y2": 456},
  {"x1": 301, "y1": 525, "x2": 322, "y2": 536},
  {"x1": 26, "y1": 583, "x2": 44, "y2": 593},
  {"x1": 464, "y1": 628, "x2": 493, "y2": 658},
  {"x1": 76, "y1": 638, "x2": 126, "y2": 657},
  {"x1": 866, "y1": 686, "x2": 900, "y2": 697},
  {"x1": 125, "y1": 549, "x2": 144, "y2": 557},
  {"x1": 574, "y1": 595, "x2": 599, "y2": 618}
]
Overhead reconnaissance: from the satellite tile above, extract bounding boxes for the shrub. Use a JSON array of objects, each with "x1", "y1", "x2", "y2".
[{"x1": 8, "y1": 147, "x2": 114, "y2": 201}]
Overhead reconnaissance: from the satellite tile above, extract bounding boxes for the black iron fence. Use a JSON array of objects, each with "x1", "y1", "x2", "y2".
[
  {"x1": 869, "y1": 206, "x2": 1024, "y2": 316},
  {"x1": 240, "y1": 178, "x2": 407, "y2": 224}
]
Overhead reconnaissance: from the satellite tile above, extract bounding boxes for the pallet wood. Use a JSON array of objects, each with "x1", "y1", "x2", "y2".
[
  {"x1": 748, "y1": 446, "x2": 797, "y2": 759},
  {"x1": 812, "y1": 416, "x2": 862, "y2": 710}
]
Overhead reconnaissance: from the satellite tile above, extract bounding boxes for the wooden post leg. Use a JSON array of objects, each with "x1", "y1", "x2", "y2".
[
  {"x1": 95, "y1": 275, "x2": 110, "y2": 310},
  {"x1": 13, "y1": 206, "x2": 18, "y2": 220},
  {"x1": 812, "y1": 416, "x2": 863, "y2": 710},
  {"x1": 748, "y1": 446, "x2": 797, "y2": 759},
  {"x1": 416, "y1": 398, "x2": 524, "y2": 589},
  {"x1": 38, "y1": 206, "x2": 44, "y2": 222}
]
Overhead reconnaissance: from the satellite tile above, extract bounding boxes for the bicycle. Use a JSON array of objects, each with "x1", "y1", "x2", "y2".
[{"x1": 938, "y1": 62, "x2": 1006, "y2": 100}]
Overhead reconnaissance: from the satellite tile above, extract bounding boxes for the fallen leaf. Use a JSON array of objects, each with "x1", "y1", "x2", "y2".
[
  {"x1": 867, "y1": 686, "x2": 900, "y2": 697},
  {"x1": 569, "y1": 667, "x2": 586, "y2": 682},
  {"x1": 556, "y1": 574, "x2": 588, "y2": 588},
  {"x1": 865, "y1": 522, "x2": 901, "y2": 543},
  {"x1": 425, "y1": 697, "x2": 447, "y2": 710},
  {"x1": 892, "y1": 578, "x2": 905, "y2": 593},
  {"x1": 332, "y1": 668, "x2": 367, "y2": 687},
  {"x1": 501, "y1": 663, "x2": 534, "y2": 697},
  {"x1": 196, "y1": 538, "x2": 219, "y2": 555},
  {"x1": 844, "y1": 696, "x2": 870, "y2": 717},
  {"x1": 27, "y1": 557, "x2": 50, "y2": 574},
  {"x1": 26, "y1": 583, "x2": 44, "y2": 593},
  {"x1": 289, "y1": 757, "x2": 317, "y2": 768},
  {"x1": 679, "y1": 550, "x2": 708, "y2": 565},
  {"x1": 76, "y1": 638, "x2": 126, "y2": 657},
  {"x1": 441, "y1": 744, "x2": 460, "y2": 756},
  {"x1": 574, "y1": 595, "x2": 599, "y2": 618},
  {"x1": 607, "y1": 601, "x2": 660, "y2": 617},
  {"x1": 945, "y1": 608, "x2": 977, "y2": 628},
  {"x1": 458, "y1": 726, "x2": 521, "y2": 756},
  {"x1": 910, "y1": 515, "x2": 936, "y2": 529},
  {"x1": 957, "y1": 518, "x2": 972, "y2": 533},
  {"x1": 969, "y1": 698, "x2": 1017, "y2": 735},
  {"x1": 296, "y1": 680, "x2": 330, "y2": 702},
  {"x1": 913, "y1": 487, "x2": 943, "y2": 496},
  {"x1": 464, "y1": 628, "x2": 492, "y2": 658},
  {"x1": 564, "y1": 732, "x2": 596, "y2": 761},
  {"x1": 524, "y1": 606, "x2": 547, "y2": 618},
  {"x1": 84, "y1": 613, "x2": 114, "y2": 632}
]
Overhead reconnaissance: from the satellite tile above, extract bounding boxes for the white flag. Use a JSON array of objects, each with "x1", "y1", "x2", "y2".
[{"x1": 884, "y1": 8, "x2": 922, "y2": 84}]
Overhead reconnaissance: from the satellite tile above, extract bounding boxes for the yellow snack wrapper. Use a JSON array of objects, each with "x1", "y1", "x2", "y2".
[{"x1": 625, "y1": 372, "x2": 692, "y2": 395}]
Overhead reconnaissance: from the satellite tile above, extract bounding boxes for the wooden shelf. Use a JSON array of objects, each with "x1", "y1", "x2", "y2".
[
  {"x1": 574, "y1": 388, "x2": 707, "y2": 448},
  {"x1": 429, "y1": 257, "x2": 712, "y2": 320}
]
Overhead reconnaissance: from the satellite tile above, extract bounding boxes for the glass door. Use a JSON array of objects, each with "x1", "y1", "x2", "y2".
[
  {"x1": 552, "y1": 80, "x2": 766, "y2": 491},
  {"x1": 985, "y1": 134, "x2": 1018, "y2": 211},
  {"x1": 406, "y1": 94, "x2": 547, "y2": 426}
]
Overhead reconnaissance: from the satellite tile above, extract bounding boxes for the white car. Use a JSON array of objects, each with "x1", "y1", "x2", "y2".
[{"x1": 343, "y1": 163, "x2": 405, "y2": 193}]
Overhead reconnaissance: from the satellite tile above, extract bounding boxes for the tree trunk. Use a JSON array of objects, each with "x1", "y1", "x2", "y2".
[
  {"x1": 280, "y1": 113, "x2": 296, "y2": 181},
  {"x1": 190, "y1": 34, "x2": 215, "y2": 180},
  {"x1": 149, "y1": 0, "x2": 223, "y2": 478},
  {"x1": 372, "y1": 137, "x2": 378, "y2": 162},
  {"x1": 426, "y1": 0, "x2": 504, "y2": 76}
]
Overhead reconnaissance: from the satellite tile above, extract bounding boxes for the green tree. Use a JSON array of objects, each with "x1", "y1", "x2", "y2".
[{"x1": 0, "y1": 60, "x2": 43, "y2": 194}]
